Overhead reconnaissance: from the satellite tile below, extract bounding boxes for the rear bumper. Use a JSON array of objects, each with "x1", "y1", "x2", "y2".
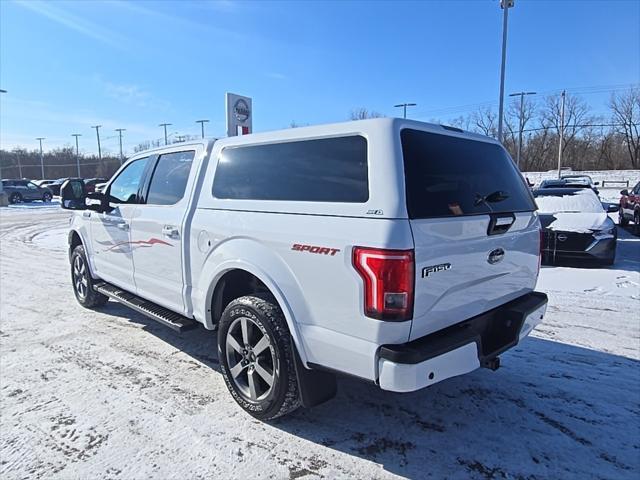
[{"x1": 377, "y1": 291, "x2": 548, "y2": 392}]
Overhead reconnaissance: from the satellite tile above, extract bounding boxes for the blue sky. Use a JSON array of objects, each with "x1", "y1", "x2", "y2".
[{"x1": 1, "y1": 0, "x2": 638, "y2": 156}]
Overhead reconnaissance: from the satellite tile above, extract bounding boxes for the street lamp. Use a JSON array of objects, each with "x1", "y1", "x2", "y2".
[
  {"x1": 196, "y1": 119, "x2": 209, "y2": 139},
  {"x1": 497, "y1": 0, "x2": 514, "y2": 144},
  {"x1": 72, "y1": 134, "x2": 82, "y2": 177},
  {"x1": 159, "y1": 123, "x2": 172, "y2": 145},
  {"x1": 393, "y1": 103, "x2": 417, "y2": 119},
  {"x1": 508, "y1": 90, "x2": 536, "y2": 169},
  {"x1": 36, "y1": 137, "x2": 45, "y2": 179}
]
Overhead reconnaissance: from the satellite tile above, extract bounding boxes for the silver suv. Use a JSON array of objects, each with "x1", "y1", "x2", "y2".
[{"x1": 1, "y1": 179, "x2": 53, "y2": 204}]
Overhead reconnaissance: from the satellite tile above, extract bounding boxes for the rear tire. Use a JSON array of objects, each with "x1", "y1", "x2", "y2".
[
  {"x1": 218, "y1": 294, "x2": 301, "y2": 420},
  {"x1": 618, "y1": 207, "x2": 628, "y2": 227},
  {"x1": 9, "y1": 193, "x2": 22, "y2": 204},
  {"x1": 71, "y1": 245, "x2": 108, "y2": 308}
]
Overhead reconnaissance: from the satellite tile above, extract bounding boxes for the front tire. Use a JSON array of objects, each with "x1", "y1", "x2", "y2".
[
  {"x1": 42, "y1": 192, "x2": 52, "y2": 202},
  {"x1": 70, "y1": 245, "x2": 108, "y2": 308},
  {"x1": 218, "y1": 295, "x2": 301, "y2": 420}
]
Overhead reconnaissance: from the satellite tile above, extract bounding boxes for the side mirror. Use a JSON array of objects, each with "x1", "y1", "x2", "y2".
[
  {"x1": 60, "y1": 179, "x2": 87, "y2": 210},
  {"x1": 604, "y1": 203, "x2": 619, "y2": 213},
  {"x1": 86, "y1": 191, "x2": 111, "y2": 212},
  {"x1": 620, "y1": 189, "x2": 629, "y2": 196}
]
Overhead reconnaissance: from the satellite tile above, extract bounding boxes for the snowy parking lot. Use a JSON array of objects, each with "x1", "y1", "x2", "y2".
[{"x1": 1, "y1": 203, "x2": 638, "y2": 479}]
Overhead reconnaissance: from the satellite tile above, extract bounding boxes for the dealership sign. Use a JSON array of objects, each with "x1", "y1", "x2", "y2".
[{"x1": 226, "y1": 92, "x2": 252, "y2": 137}]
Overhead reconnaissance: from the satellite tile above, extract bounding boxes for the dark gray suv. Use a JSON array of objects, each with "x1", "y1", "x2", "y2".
[{"x1": 1, "y1": 179, "x2": 53, "y2": 204}]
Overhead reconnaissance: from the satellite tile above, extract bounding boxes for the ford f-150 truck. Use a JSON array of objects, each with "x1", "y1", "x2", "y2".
[{"x1": 62, "y1": 118, "x2": 547, "y2": 420}]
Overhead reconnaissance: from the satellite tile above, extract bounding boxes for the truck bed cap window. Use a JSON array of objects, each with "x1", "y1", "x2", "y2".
[
  {"x1": 213, "y1": 136, "x2": 368, "y2": 203},
  {"x1": 401, "y1": 129, "x2": 535, "y2": 219}
]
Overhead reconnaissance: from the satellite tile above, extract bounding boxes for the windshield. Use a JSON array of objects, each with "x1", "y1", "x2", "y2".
[
  {"x1": 401, "y1": 129, "x2": 536, "y2": 218},
  {"x1": 534, "y1": 189, "x2": 604, "y2": 214}
]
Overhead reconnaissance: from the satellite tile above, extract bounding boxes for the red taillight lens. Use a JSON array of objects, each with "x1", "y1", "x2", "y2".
[{"x1": 352, "y1": 247, "x2": 414, "y2": 321}]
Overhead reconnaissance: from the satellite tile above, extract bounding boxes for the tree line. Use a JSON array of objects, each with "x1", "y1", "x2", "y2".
[
  {"x1": 1, "y1": 88, "x2": 638, "y2": 181},
  {"x1": 351, "y1": 88, "x2": 639, "y2": 171}
]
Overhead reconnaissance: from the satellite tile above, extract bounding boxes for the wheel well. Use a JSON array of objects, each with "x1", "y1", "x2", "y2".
[
  {"x1": 69, "y1": 231, "x2": 83, "y2": 260},
  {"x1": 211, "y1": 269, "x2": 271, "y2": 326}
]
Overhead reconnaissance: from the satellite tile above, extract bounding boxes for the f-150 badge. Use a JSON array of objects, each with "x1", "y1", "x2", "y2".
[{"x1": 421, "y1": 263, "x2": 451, "y2": 278}]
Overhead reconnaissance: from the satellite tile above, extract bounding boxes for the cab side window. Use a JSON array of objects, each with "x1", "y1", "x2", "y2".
[
  {"x1": 109, "y1": 157, "x2": 149, "y2": 204},
  {"x1": 146, "y1": 151, "x2": 195, "y2": 205}
]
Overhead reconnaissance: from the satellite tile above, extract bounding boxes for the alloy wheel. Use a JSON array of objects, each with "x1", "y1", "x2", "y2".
[
  {"x1": 225, "y1": 316, "x2": 277, "y2": 402},
  {"x1": 73, "y1": 255, "x2": 88, "y2": 299}
]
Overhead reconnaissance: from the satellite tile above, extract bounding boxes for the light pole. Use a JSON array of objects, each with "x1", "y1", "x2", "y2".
[
  {"x1": 36, "y1": 137, "x2": 45, "y2": 179},
  {"x1": 159, "y1": 123, "x2": 172, "y2": 145},
  {"x1": 557, "y1": 90, "x2": 566, "y2": 178},
  {"x1": 196, "y1": 119, "x2": 209, "y2": 139},
  {"x1": 0, "y1": 90, "x2": 6, "y2": 185},
  {"x1": 72, "y1": 134, "x2": 82, "y2": 177},
  {"x1": 115, "y1": 128, "x2": 126, "y2": 164},
  {"x1": 497, "y1": 0, "x2": 514, "y2": 143},
  {"x1": 508, "y1": 91, "x2": 536, "y2": 169},
  {"x1": 91, "y1": 125, "x2": 102, "y2": 160},
  {"x1": 394, "y1": 103, "x2": 417, "y2": 119}
]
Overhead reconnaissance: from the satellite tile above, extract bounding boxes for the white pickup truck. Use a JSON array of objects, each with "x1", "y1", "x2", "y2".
[{"x1": 62, "y1": 118, "x2": 547, "y2": 420}]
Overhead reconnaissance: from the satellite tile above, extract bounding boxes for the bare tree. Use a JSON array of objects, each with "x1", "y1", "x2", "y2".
[
  {"x1": 349, "y1": 108, "x2": 384, "y2": 120},
  {"x1": 610, "y1": 88, "x2": 640, "y2": 169},
  {"x1": 541, "y1": 93, "x2": 594, "y2": 157},
  {"x1": 471, "y1": 106, "x2": 498, "y2": 138}
]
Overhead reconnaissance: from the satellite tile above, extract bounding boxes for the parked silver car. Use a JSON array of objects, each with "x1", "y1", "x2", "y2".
[{"x1": 1, "y1": 179, "x2": 53, "y2": 204}]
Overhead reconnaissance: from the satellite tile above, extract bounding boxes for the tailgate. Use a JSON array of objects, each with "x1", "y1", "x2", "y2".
[{"x1": 409, "y1": 212, "x2": 539, "y2": 340}]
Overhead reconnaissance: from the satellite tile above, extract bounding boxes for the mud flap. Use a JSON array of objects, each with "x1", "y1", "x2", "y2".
[{"x1": 291, "y1": 341, "x2": 337, "y2": 408}]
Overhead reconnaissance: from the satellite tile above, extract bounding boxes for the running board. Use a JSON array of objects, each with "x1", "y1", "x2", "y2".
[{"x1": 95, "y1": 282, "x2": 198, "y2": 333}]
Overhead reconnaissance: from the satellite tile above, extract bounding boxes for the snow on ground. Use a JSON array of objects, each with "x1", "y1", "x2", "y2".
[{"x1": 1, "y1": 207, "x2": 639, "y2": 479}]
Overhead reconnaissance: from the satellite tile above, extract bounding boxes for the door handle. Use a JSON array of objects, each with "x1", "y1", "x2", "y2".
[
  {"x1": 83, "y1": 211, "x2": 91, "y2": 218},
  {"x1": 162, "y1": 225, "x2": 180, "y2": 239},
  {"x1": 116, "y1": 222, "x2": 129, "y2": 231}
]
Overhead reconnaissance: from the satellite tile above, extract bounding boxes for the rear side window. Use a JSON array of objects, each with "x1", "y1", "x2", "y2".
[
  {"x1": 213, "y1": 136, "x2": 368, "y2": 202},
  {"x1": 401, "y1": 129, "x2": 536, "y2": 218},
  {"x1": 146, "y1": 151, "x2": 195, "y2": 205}
]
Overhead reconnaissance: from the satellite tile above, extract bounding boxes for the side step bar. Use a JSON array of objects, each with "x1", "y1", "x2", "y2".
[{"x1": 94, "y1": 282, "x2": 199, "y2": 333}]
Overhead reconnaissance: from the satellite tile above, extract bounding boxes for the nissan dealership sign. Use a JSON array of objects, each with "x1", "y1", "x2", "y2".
[{"x1": 226, "y1": 92, "x2": 252, "y2": 137}]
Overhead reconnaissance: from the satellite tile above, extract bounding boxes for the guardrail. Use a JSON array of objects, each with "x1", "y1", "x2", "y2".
[{"x1": 601, "y1": 180, "x2": 629, "y2": 188}]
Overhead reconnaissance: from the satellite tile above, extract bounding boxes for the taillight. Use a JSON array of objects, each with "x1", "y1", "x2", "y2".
[{"x1": 352, "y1": 247, "x2": 414, "y2": 321}]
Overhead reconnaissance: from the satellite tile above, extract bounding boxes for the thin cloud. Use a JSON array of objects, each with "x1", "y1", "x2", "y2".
[
  {"x1": 266, "y1": 72, "x2": 288, "y2": 81},
  {"x1": 15, "y1": 0, "x2": 124, "y2": 48}
]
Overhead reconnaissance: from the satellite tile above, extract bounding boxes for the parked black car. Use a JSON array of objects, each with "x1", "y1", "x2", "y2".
[
  {"x1": 534, "y1": 187, "x2": 618, "y2": 265},
  {"x1": 1, "y1": 179, "x2": 54, "y2": 204}
]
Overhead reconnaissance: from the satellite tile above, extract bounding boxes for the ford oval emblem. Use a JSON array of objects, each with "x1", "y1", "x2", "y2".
[
  {"x1": 556, "y1": 234, "x2": 568, "y2": 242},
  {"x1": 488, "y1": 248, "x2": 505, "y2": 264}
]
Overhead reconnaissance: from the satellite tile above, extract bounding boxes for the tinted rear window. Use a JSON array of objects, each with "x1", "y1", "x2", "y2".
[
  {"x1": 401, "y1": 129, "x2": 536, "y2": 218},
  {"x1": 213, "y1": 136, "x2": 368, "y2": 202}
]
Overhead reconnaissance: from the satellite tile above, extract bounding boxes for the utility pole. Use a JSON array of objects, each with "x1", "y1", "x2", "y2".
[
  {"x1": 556, "y1": 90, "x2": 566, "y2": 178},
  {"x1": 508, "y1": 90, "x2": 536, "y2": 169},
  {"x1": 92, "y1": 125, "x2": 102, "y2": 160},
  {"x1": 72, "y1": 134, "x2": 82, "y2": 177},
  {"x1": 159, "y1": 123, "x2": 172, "y2": 145},
  {"x1": 36, "y1": 137, "x2": 45, "y2": 179},
  {"x1": 196, "y1": 119, "x2": 209, "y2": 139},
  {"x1": 393, "y1": 103, "x2": 417, "y2": 119},
  {"x1": 115, "y1": 128, "x2": 126, "y2": 164},
  {"x1": 497, "y1": 0, "x2": 514, "y2": 143}
]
